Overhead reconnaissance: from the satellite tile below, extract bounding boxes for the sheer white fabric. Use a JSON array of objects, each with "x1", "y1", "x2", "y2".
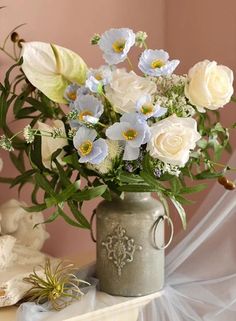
[{"x1": 16, "y1": 152, "x2": 236, "y2": 321}]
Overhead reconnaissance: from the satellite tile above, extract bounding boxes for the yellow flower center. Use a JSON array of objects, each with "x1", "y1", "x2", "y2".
[
  {"x1": 122, "y1": 128, "x2": 138, "y2": 141},
  {"x1": 78, "y1": 110, "x2": 93, "y2": 121},
  {"x1": 141, "y1": 104, "x2": 154, "y2": 115},
  {"x1": 67, "y1": 91, "x2": 77, "y2": 101},
  {"x1": 78, "y1": 140, "x2": 93, "y2": 156},
  {"x1": 151, "y1": 59, "x2": 165, "y2": 69},
  {"x1": 94, "y1": 72, "x2": 103, "y2": 81},
  {"x1": 112, "y1": 38, "x2": 126, "y2": 53}
]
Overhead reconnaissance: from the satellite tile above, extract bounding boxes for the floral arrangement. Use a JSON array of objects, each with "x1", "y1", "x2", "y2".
[{"x1": 0, "y1": 27, "x2": 235, "y2": 230}]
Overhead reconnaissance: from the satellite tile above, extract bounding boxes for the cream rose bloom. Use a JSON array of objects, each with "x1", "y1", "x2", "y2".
[
  {"x1": 38, "y1": 120, "x2": 68, "y2": 169},
  {"x1": 105, "y1": 69, "x2": 156, "y2": 114},
  {"x1": 147, "y1": 115, "x2": 201, "y2": 167},
  {"x1": 185, "y1": 60, "x2": 234, "y2": 112}
]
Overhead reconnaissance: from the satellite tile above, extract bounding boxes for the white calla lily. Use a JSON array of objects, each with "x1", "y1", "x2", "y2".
[{"x1": 21, "y1": 42, "x2": 87, "y2": 103}]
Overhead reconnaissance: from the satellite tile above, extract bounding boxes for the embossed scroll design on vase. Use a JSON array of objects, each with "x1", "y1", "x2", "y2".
[{"x1": 102, "y1": 224, "x2": 142, "y2": 276}]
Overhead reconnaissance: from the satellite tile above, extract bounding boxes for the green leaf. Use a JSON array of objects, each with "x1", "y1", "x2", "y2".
[
  {"x1": 53, "y1": 157, "x2": 72, "y2": 187},
  {"x1": 119, "y1": 172, "x2": 145, "y2": 184},
  {"x1": 34, "y1": 210, "x2": 60, "y2": 227},
  {"x1": 15, "y1": 107, "x2": 37, "y2": 119},
  {"x1": 170, "y1": 177, "x2": 182, "y2": 194},
  {"x1": 31, "y1": 184, "x2": 40, "y2": 204},
  {"x1": 170, "y1": 197, "x2": 187, "y2": 230},
  {"x1": 57, "y1": 207, "x2": 84, "y2": 228},
  {"x1": 13, "y1": 86, "x2": 33, "y2": 116},
  {"x1": 23, "y1": 203, "x2": 47, "y2": 212},
  {"x1": 9, "y1": 151, "x2": 25, "y2": 174},
  {"x1": 4, "y1": 58, "x2": 23, "y2": 91},
  {"x1": 0, "y1": 177, "x2": 15, "y2": 184},
  {"x1": 195, "y1": 170, "x2": 223, "y2": 180},
  {"x1": 68, "y1": 201, "x2": 90, "y2": 229},
  {"x1": 156, "y1": 191, "x2": 170, "y2": 217},
  {"x1": 140, "y1": 171, "x2": 165, "y2": 191},
  {"x1": 174, "y1": 195, "x2": 194, "y2": 205},
  {"x1": 35, "y1": 173, "x2": 57, "y2": 196},
  {"x1": 45, "y1": 180, "x2": 80, "y2": 207},
  {"x1": 63, "y1": 153, "x2": 81, "y2": 171},
  {"x1": 214, "y1": 122, "x2": 225, "y2": 133},
  {"x1": 10, "y1": 169, "x2": 36, "y2": 187},
  {"x1": 29, "y1": 136, "x2": 45, "y2": 171},
  {"x1": 180, "y1": 184, "x2": 207, "y2": 194},
  {"x1": 72, "y1": 185, "x2": 107, "y2": 202},
  {"x1": 118, "y1": 184, "x2": 159, "y2": 193},
  {"x1": 197, "y1": 139, "x2": 208, "y2": 149}
]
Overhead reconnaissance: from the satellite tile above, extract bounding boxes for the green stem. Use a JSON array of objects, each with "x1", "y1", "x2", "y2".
[
  {"x1": 0, "y1": 46, "x2": 17, "y2": 61},
  {"x1": 97, "y1": 122, "x2": 107, "y2": 128},
  {"x1": 209, "y1": 160, "x2": 236, "y2": 172},
  {"x1": 13, "y1": 42, "x2": 18, "y2": 60},
  {"x1": 126, "y1": 56, "x2": 133, "y2": 69},
  {"x1": 10, "y1": 128, "x2": 73, "y2": 142},
  {"x1": 101, "y1": 92, "x2": 117, "y2": 122},
  {"x1": 143, "y1": 41, "x2": 148, "y2": 49},
  {"x1": 33, "y1": 132, "x2": 73, "y2": 141},
  {"x1": 10, "y1": 130, "x2": 23, "y2": 140}
]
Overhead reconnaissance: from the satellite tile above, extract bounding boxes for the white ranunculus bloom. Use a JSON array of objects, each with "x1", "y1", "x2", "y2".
[
  {"x1": 38, "y1": 120, "x2": 68, "y2": 169},
  {"x1": 185, "y1": 60, "x2": 234, "y2": 112},
  {"x1": 21, "y1": 42, "x2": 87, "y2": 103},
  {"x1": 147, "y1": 115, "x2": 201, "y2": 167},
  {"x1": 105, "y1": 69, "x2": 157, "y2": 114}
]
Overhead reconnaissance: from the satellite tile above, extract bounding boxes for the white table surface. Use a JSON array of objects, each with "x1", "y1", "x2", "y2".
[
  {"x1": 0, "y1": 251, "x2": 162, "y2": 321},
  {"x1": 0, "y1": 252, "x2": 96, "y2": 321}
]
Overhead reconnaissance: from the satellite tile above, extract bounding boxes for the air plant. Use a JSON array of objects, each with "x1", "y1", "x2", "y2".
[{"x1": 23, "y1": 258, "x2": 90, "y2": 311}]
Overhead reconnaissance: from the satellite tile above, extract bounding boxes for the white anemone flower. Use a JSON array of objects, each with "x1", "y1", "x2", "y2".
[
  {"x1": 73, "y1": 94, "x2": 104, "y2": 124},
  {"x1": 136, "y1": 94, "x2": 167, "y2": 119},
  {"x1": 138, "y1": 49, "x2": 179, "y2": 77},
  {"x1": 73, "y1": 127, "x2": 108, "y2": 164},
  {"x1": 106, "y1": 113, "x2": 150, "y2": 161},
  {"x1": 86, "y1": 65, "x2": 112, "y2": 93},
  {"x1": 98, "y1": 28, "x2": 135, "y2": 65}
]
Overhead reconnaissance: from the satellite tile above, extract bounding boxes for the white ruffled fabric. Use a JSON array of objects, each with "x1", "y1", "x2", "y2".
[{"x1": 16, "y1": 152, "x2": 236, "y2": 321}]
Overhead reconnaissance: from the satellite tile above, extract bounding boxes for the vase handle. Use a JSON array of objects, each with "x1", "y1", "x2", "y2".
[
  {"x1": 153, "y1": 215, "x2": 174, "y2": 250},
  {"x1": 90, "y1": 209, "x2": 97, "y2": 243}
]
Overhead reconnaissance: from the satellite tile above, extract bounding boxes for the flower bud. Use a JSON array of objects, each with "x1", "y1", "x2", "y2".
[
  {"x1": 218, "y1": 176, "x2": 228, "y2": 186},
  {"x1": 11, "y1": 32, "x2": 20, "y2": 43},
  {"x1": 224, "y1": 181, "x2": 236, "y2": 190}
]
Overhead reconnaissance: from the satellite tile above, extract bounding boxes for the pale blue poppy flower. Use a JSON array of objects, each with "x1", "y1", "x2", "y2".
[
  {"x1": 64, "y1": 83, "x2": 80, "y2": 102},
  {"x1": 138, "y1": 49, "x2": 180, "y2": 76},
  {"x1": 73, "y1": 127, "x2": 108, "y2": 164},
  {"x1": 136, "y1": 94, "x2": 167, "y2": 119},
  {"x1": 77, "y1": 86, "x2": 90, "y2": 96},
  {"x1": 106, "y1": 113, "x2": 150, "y2": 160},
  {"x1": 98, "y1": 28, "x2": 135, "y2": 65},
  {"x1": 73, "y1": 94, "x2": 104, "y2": 124},
  {"x1": 86, "y1": 65, "x2": 112, "y2": 93}
]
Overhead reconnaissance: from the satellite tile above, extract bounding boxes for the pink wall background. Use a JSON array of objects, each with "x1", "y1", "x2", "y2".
[{"x1": 0, "y1": 0, "x2": 235, "y2": 259}]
